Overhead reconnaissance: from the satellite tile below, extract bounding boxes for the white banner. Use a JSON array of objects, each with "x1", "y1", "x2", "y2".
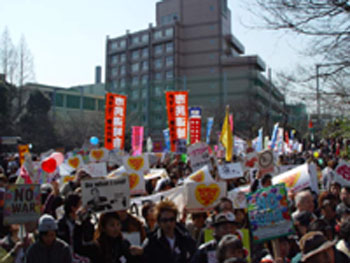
[{"x1": 82, "y1": 177, "x2": 130, "y2": 213}]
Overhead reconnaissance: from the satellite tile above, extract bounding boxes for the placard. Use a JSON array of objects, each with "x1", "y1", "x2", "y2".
[
  {"x1": 82, "y1": 177, "x2": 130, "y2": 213},
  {"x1": 89, "y1": 148, "x2": 109, "y2": 163},
  {"x1": 218, "y1": 162, "x2": 244, "y2": 180},
  {"x1": 65, "y1": 154, "x2": 84, "y2": 170},
  {"x1": 247, "y1": 184, "x2": 294, "y2": 243},
  {"x1": 258, "y1": 150, "x2": 274, "y2": 176},
  {"x1": 82, "y1": 162, "x2": 107, "y2": 178},
  {"x1": 185, "y1": 181, "x2": 226, "y2": 212},
  {"x1": 122, "y1": 155, "x2": 148, "y2": 195},
  {"x1": 4, "y1": 185, "x2": 41, "y2": 224},
  {"x1": 188, "y1": 142, "x2": 211, "y2": 172},
  {"x1": 185, "y1": 165, "x2": 214, "y2": 184},
  {"x1": 335, "y1": 161, "x2": 350, "y2": 187}
]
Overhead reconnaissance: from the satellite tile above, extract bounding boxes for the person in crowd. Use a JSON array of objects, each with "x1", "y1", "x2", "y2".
[
  {"x1": 336, "y1": 186, "x2": 350, "y2": 215},
  {"x1": 336, "y1": 221, "x2": 350, "y2": 261},
  {"x1": 322, "y1": 160, "x2": 336, "y2": 190},
  {"x1": 141, "y1": 202, "x2": 157, "y2": 236},
  {"x1": 76, "y1": 211, "x2": 142, "y2": 263},
  {"x1": 216, "y1": 234, "x2": 247, "y2": 263},
  {"x1": 143, "y1": 200, "x2": 196, "y2": 263},
  {"x1": 60, "y1": 169, "x2": 91, "y2": 198},
  {"x1": 308, "y1": 219, "x2": 334, "y2": 241},
  {"x1": 233, "y1": 209, "x2": 248, "y2": 229},
  {"x1": 43, "y1": 180, "x2": 64, "y2": 219},
  {"x1": 329, "y1": 182, "x2": 341, "y2": 203},
  {"x1": 318, "y1": 198, "x2": 337, "y2": 231},
  {"x1": 191, "y1": 212, "x2": 239, "y2": 263},
  {"x1": 292, "y1": 190, "x2": 315, "y2": 220},
  {"x1": 26, "y1": 214, "x2": 72, "y2": 263},
  {"x1": 0, "y1": 224, "x2": 23, "y2": 263},
  {"x1": 117, "y1": 210, "x2": 146, "y2": 244},
  {"x1": 186, "y1": 212, "x2": 208, "y2": 242}
]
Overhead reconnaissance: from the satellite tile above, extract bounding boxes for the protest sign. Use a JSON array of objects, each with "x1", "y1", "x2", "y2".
[
  {"x1": 228, "y1": 188, "x2": 247, "y2": 209},
  {"x1": 188, "y1": 142, "x2": 211, "y2": 172},
  {"x1": 258, "y1": 150, "x2": 274, "y2": 176},
  {"x1": 18, "y1": 145, "x2": 29, "y2": 166},
  {"x1": 89, "y1": 148, "x2": 109, "y2": 163},
  {"x1": 206, "y1": 117, "x2": 214, "y2": 144},
  {"x1": 123, "y1": 155, "x2": 149, "y2": 173},
  {"x1": 108, "y1": 149, "x2": 125, "y2": 166},
  {"x1": 185, "y1": 165, "x2": 214, "y2": 184},
  {"x1": 185, "y1": 181, "x2": 226, "y2": 212},
  {"x1": 105, "y1": 93, "x2": 127, "y2": 150},
  {"x1": 132, "y1": 126, "x2": 144, "y2": 156},
  {"x1": 144, "y1": 169, "x2": 168, "y2": 180},
  {"x1": 82, "y1": 177, "x2": 130, "y2": 213},
  {"x1": 82, "y1": 162, "x2": 107, "y2": 178},
  {"x1": 244, "y1": 152, "x2": 258, "y2": 170},
  {"x1": 189, "y1": 107, "x2": 202, "y2": 144},
  {"x1": 335, "y1": 161, "x2": 350, "y2": 186},
  {"x1": 59, "y1": 163, "x2": 75, "y2": 177},
  {"x1": 4, "y1": 184, "x2": 41, "y2": 224},
  {"x1": 273, "y1": 164, "x2": 313, "y2": 193},
  {"x1": 218, "y1": 162, "x2": 244, "y2": 180},
  {"x1": 65, "y1": 154, "x2": 84, "y2": 170},
  {"x1": 247, "y1": 183, "x2": 294, "y2": 243}
]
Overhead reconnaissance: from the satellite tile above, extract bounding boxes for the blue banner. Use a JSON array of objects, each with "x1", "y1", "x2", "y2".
[
  {"x1": 206, "y1": 117, "x2": 214, "y2": 144},
  {"x1": 163, "y1": 129, "x2": 170, "y2": 152},
  {"x1": 256, "y1": 128, "x2": 263, "y2": 152}
]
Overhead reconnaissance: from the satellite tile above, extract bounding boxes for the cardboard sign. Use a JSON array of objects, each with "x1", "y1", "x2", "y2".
[
  {"x1": 258, "y1": 150, "x2": 274, "y2": 176},
  {"x1": 273, "y1": 164, "x2": 313, "y2": 193},
  {"x1": 4, "y1": 184, "x2": 41, "y2": 224},
  {"x1": 185, "y1": 165, "x2": 214, "y2": 184},
  {"x1": 247, "y1": 184, "x2": 294, "y2": 243},
  {"x1": 188, "y1": 142, "x2": 211, "y2": 172},
  {"x1": 82, "y1": 162, "x2": 107, "y2": 178},
  {"x1": 228, "y1": 188, "x2": 247, "y2": 209},
  {"x1": 122, "y1": 155, "x2": 149, "y2": 195},
  {"x1": 166, "y1": 91, "x2": 188, "y2": 152},
  {"x1": 335, "y1": 161, "x2": 350, "y2": 186},
  {"x1": 132, "y1": 126, "x2": 144, "y2": 156},
  {"x1": 82, "y1": 177, "x2": 130, "y2": 213},
  {"x1": 185, "y1": 181, "x2": 226, "y2": 212},
  {"x1": 105, "y1": 93, "x2": 127, "y2": 150},
  {"x1": 89, "y1": 148, "x2": 109, "y2": 163},
  {"x1": 218, "y1": 162, "x2": 244, "y2": 180},
  {"x1": 65, "y1": 154, "x2": 84, "y2": 170},
  {"x1": 244, "y1": 152, "x2": 258, "y2": 170}
]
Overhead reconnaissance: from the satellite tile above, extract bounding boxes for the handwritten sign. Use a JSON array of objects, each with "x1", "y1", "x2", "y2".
[
  {"x1": 188, "y1": 142, "x2": 211, "y2": 172},
  {"x1": 335, "y1": 161, "x2": 350, "y2": 186},
  {"x1": 218, "y1": 162, "x2": 244, "y2": 180},
  {"x1": 82, "y1": 162, "x2": 107, "y2": 178},
  {"x1": 82, "y1": 177, "x2": 130, "y2": 213},
  {"x1": 4, "y1": 185, "x2": 41, "y2": 224},
  {"x1": 247, "y1": 183, "x2": 294, "y2": 243},
  {"x1": 185, "y1": 181, "x2": 226, "y2": 212}
]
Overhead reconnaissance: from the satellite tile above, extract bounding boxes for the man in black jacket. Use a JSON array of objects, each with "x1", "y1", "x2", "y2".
[{"x1": 143, "y1": 200, "x2": 197, "y2": 263}]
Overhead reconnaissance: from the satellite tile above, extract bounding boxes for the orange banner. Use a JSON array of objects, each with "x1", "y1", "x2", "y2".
[
  {"x1": 166, "y1": 91, "x2": 188, "y2": 152},
  {"x1": 105, "y1": 93, "x2": 127, "y2": 150},
  {"x1": 18, "y1": 144, "x2": 29, "y2": 165}
]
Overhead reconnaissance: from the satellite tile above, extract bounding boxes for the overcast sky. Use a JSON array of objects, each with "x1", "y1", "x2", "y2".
[{"x1": 1, "y1": 0, "x2": 309, "y2": 88}]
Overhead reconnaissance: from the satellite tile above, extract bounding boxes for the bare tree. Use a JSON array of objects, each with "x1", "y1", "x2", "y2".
[
  {"x1": 17, "y1": 35, "x2": 35, "y2": 87},
  {"x1": 0, "y1": 27, "x2": 17, "y2": 83}
]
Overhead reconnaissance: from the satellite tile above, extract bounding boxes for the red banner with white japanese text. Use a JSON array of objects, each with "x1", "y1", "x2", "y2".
[
  {"x1": 189, "y1": 107, "x2": 202, "y2": 144},
  {"x1": 166, "y1": 91, "x2": 188, "y2": 152},
  {"x1": 105, "y1": 93, "x2": 127, "y2": 150}
]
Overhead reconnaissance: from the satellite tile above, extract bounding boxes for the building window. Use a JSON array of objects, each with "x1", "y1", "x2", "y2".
[
  {"x1": 154, "y1": 58, "x2": 162, "y2": 69},
  {"x1": 110, "y1": 81, "x2": 118, "y2": 90},
  {"x1": 142, "y1": 48, "x2": 148, "y2": 58},
  {"x1": 120, "y1": 65, "x2": 126, "y2": 75},
  {"x1": 166, "y1": 42, "x2": 173, "y2": 53},
  {"x1": 154, "y1": 86, "x2": 162, "y2": 96},
  {"x1": 155, "y1": 72, "x2": 162, "y2": 81},
  {"x1": 141, "y1": 75, "x2": 148, "y2": 85},
  {"x1": 161, "y1": 13, "x2": 178, "y2": 25},
  {"x1": 153, "y1": 30, "x2": 162, "y2": 39},
  {"x1": 154, "y1": 44, "x2": 163, "y2": 55},
  {"x1": 120, "y1": 79, "x2": 126, "y2": 88},
  {"x1": 83, "y1": 97, "x2": 96, "y2": 110},
  {"x1": 132, "y1": 63, "x2": 139, "y2": 73},
  {"x1": 111, "y1": 67, "x2": 118, "y2": 77},
  {"x1": 141, "y1": 89, "x2": 147, "y2": 99},
  {"x1": 142, "y1": 61, "x2": 149, "y2": 71},
  {"x1": 165, "y1": 28, "x2": 174, "y2": 37},
  {"x1": 166, "y1": 71, "x2": 173, "y2": 80},
  {"x1": 132, "y1": 50, "x2": 139, "y2": 60},
  {"x1": 166, "y1": 56, "x2": 173, "y2": 67},
  {"x1": 98, "y1": 99, "x2": 104, "y2": 111},
  {"x1": 141, "y1": 34, "x2": 149, "y2": 43},
  {"x1": 120, "y1": 40, "x2": 126, "y2": 48},
  {"x1": 132, "y1": 36, "x2": 139, "y2": 45},
  {"x1": 120, "y1": 53, "x2": 126, "y2": 63},
  {"x1": 111, "y1": 55, "x2": 118, "y2": 65},
  {"x1": 132, "y1": 90, "x2": 138, "y2": 99},
  {"x1": 66, "y1": 95, "x2": 80, "y2": 109},
  {"x1": 55, "y1": 93, "x2": 64, "y2": 107},
  {"x1": 110, "y1": 41, "x2": 118, "y2": 51},
  {"x1": 132, "y1": 76, "x2": 139, "y2": 86}
]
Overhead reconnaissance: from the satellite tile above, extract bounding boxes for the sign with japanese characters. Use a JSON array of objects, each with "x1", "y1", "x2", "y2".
[
  {"x1": 18, "y1": 144, "x2": 30, "y2": 166},
  {"x1": 189, "y1": 107, "x2": 202, "y2": 144},
  {"x1": 132, "y1": 126, "x2": 144, "y2": 156},
  {"x1": 218, "y1": 162, "x2": 244, "y2": 180},
  {"x1": 188, "y1": 142, "x2": 211, "y2": 172},
  {"x1": 105, "y1": 93, "x2": 127, "y2": 150},
  {"x1": 166, "y1": 91, "x2": 188, "y2": 152}
]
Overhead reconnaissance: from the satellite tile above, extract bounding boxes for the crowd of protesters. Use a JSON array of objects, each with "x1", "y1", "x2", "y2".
[{"x1": 0, "y1": 138, "x2": 350, "y2": 263}]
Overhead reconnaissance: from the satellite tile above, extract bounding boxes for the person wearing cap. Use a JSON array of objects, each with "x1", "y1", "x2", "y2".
[
  {"x1": 216, "y1": 234, "x2": 247, "y2": 263},
  {"x1": 298, "y1": 231, "x2": 337, "y2": 263},
  {"x1": 26, "y1": 214, "x2": 72, "y2": 263},
  {"x1": 191, "y1": 212, "x2": 239, "y2": 263},
  {"x1": 143, "y1": 200, "x2": 196, "y2": 263}
]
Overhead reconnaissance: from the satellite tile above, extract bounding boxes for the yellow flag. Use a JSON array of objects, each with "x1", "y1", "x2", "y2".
[{"x1": 220, "y1": 106, "x2": 233, "y2": 162}]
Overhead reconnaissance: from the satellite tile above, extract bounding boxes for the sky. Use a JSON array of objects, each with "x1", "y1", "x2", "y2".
[{"x1": 0, "y1": 0, "x2": 308, "y2": 88}]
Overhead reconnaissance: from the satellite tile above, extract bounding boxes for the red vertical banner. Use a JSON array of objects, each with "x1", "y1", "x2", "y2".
[
  {"x1": 189, "y1": 107, "x2": 202, "y2": 144},
  {"x1": 105, "y1": 93, "x2": 127, "y2": 150},
  {"x1": 132, "y1": 126, "x2": 144, "y2": 155},
  {"x1": 229, "y1": 114, "x2": 234, "y2": 132},
  {"x1": 166, "y1": 91, "x2": 188, "y2": 152}
]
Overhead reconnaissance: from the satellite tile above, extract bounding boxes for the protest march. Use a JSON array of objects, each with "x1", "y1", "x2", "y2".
[{"x1": 0, "y1": 92, "x2": 350, "y2": 263}]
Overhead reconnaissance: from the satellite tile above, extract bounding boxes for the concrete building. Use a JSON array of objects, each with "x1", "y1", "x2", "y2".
[{"x1": 106, "y1": 0, "x2": 285, "y2": 139}]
